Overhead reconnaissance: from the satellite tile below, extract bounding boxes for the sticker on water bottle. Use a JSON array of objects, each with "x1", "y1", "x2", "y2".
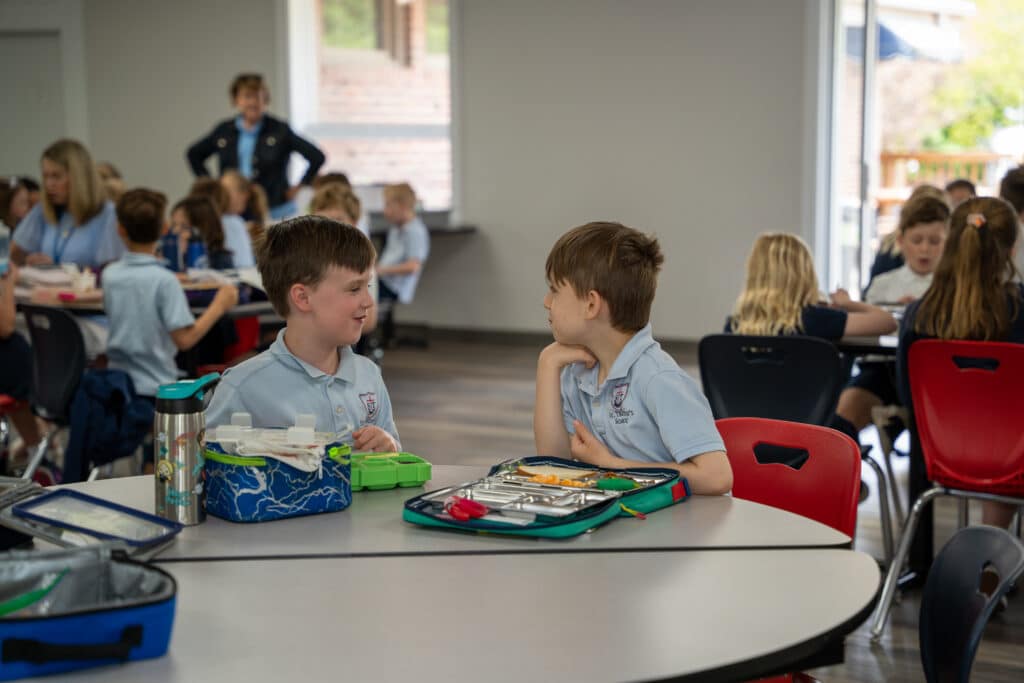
[
  {"x1": 156, "y1": 459, "x2": 174, "y2": 483},
  {"x1": 166, "y1": 489, "x2": 192, "y2": 507}
]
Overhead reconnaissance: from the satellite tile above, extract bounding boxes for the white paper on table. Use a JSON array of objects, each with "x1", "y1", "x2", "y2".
[
  {"x1": 185, "y1": 268, "x2": 234, "y2": 285},
  {"x1": 234, "y1": 267, "x2": 264, "y2": 292},
  {"x1": 18, "y1": 265, "x2": 77, "y2": 287}
]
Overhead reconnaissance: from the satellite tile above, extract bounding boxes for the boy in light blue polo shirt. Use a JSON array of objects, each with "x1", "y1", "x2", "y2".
[
  {"x1": 376, "y1": 183, "x2": 429, "y2": 304},
  {"x1": 105, "y1": 189, "x2": 239, "y2": 398},
  {"x1": 533, "y1": 222, "x2": 732, "y2": 495},
  {"x1": 205, "y1": 216, "x2": 400, "y2": 452}
]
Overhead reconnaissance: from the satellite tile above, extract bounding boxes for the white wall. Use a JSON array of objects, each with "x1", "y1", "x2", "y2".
[
  {"x1": 81, "y1": 0, "x2": 285, "y2": 200},
  {"x1": 4, "y1": 0, "x2": 825, "y2": 341},
  {"x1": 0, "y1": 0, "x2": 89, "y2": 174},
  {"x1": 404, "y1": 0, "x2": 825, "y2": 339}
]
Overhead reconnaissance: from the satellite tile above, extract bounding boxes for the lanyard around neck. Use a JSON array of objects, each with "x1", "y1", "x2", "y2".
[{"x1": 52, "y1": 225, "x2": 76, "y2": 264}]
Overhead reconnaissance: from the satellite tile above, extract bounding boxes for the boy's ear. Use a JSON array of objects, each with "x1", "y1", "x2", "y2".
[
  {"x1": 289, "y1": 283, "x2": 314, "y2": 313},
  {"x1": 116, "y1": 224, "x2": 129, "y2": 241},
  {"x1": 583, "y1": 289, "x2": 603, "y2": 320}
]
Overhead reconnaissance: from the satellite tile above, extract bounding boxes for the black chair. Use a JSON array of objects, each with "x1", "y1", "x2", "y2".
[
  {"x1": 698, "y1": 334, "x2": 844, "y2": 424},
  {"x1": 698, "y1": 333, "x2": 897, "y2": 562},
  {"x1": 18, "y1": 305, "x2": 88, "y2": 481},
  {"x1": 920, "y1": 526, "x2": 1024, "y2": 683}
]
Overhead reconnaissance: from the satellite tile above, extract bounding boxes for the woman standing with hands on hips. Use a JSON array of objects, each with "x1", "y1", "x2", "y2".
[{"x1": 186, "y1": 73, "x2": 325, "y2": 220}]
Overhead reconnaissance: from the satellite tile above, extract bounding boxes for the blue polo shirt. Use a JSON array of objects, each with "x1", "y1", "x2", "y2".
[
  {"x1": 235, "y1": 116, "x2": 262, "y2": 179},
  {"x1": 378, "y1": 217, "x2": 430, "y2": 303},
  {"x1": 103, "y1": 253, "x2": 196, "y2": 396},
  {"x1": 205, "y1": 328, "x2": 401, "y2": 445},
  {"x1": 13, "y1": 202, "x2": 123, "y2": 268},
  {"x1": 559, "y1": 324, "x2": 725, "y2": 464},
  {"x1": 222, "y1": 214, "x2": 255, "y2": 268}
]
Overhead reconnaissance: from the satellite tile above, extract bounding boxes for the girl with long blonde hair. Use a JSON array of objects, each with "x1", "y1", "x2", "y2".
[
  {"x1": 10, "y1": 139, "x2": 123, "y2": 268},
  {"x1": 730, "y1": 233, "x2": 896, "y2": 339}
]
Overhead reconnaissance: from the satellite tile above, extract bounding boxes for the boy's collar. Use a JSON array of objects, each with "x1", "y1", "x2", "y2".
[
  {"x1": 269, "y1": 328, "x2": 357, "y2": 383},
  {"x1": 573, "y1": 324, "x2": 656, "y2": 394}
]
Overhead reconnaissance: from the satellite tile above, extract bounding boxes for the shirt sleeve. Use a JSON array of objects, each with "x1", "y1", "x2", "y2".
[
  {"x1": 204, "y1": 375, "x2": 248, "y2": 428},
  {"x1": 406, "y1": 222, "x2": 430, "y2": 262},
  {"x1": 93, "y1": 204, "x2": 126, "y2": 266},
  {"x1": 287, "y1": 126, "x2": 326, "y2": 186},
  {"x1": 157, "y1": 276, "x2": 196, "y2": 332},
  {"x1": 12, "y1": 206, "x2": 44, "y2": 254},
  {"x1": 372, "y1": 374, "x2": 402, "y2": 448},
  {"x1": 802, "y1": 306, "x2": 848, "y2": 341},
  {"x1": 223, "y1": 216, "x2": 255, "y2": 268},
  {"x1": 644, "y1": 370, "x2": 725, "y2": 462}
]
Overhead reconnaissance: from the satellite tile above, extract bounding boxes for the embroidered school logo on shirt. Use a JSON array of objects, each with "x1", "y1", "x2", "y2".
[
  {"x1": 359, "y1": 393, "x2": 378, "y2": 420},
  {"x1": 610, "y1": 382, "x2": 634, "y2": 425}
]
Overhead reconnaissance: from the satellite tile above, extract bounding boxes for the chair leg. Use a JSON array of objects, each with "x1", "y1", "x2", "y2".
[
  {"x1": 20, "y1": 429, "x2": 55, "y2": 481},
  {"x1": 870, "y1": 405, "x2": 906, "y2": 526},
  {"x1": 869, "y1": 486, "x2": 946, "y2": 641},
  {"x1": 863, "y1": 452, "x2": 895, "y2": 565},
  {"x1": 957, "y1": 499, "x2": 969, "y2": 530},
  {"x1": 87, "y1": 467, "x2": 100, "y2": 482},
  {"x1": 882, "y1": 449, "x2": 905, "y2": 528}
]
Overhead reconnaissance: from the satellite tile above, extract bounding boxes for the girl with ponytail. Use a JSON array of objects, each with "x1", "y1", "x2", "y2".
[{"x1": 898, "y1": 196, "x2": 1023, "y2": 528}]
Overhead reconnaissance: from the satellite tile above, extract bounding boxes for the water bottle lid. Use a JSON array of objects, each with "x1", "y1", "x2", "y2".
[{"x1": 156, "y1": 373, "x2": 220, "y2": 414}]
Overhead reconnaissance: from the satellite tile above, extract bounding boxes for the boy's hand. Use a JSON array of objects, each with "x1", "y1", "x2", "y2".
[
  {"x1": 569, "y1": 420, "x2": 617, "y2": 469},
  {"x1": 539, "y1": 342, "x2": 597, "y2": 370},
  {"x1": 212, "y1": 284, "x2": 239, "y2": 311},
  {"x1": 353, "y1": 425, "x2": 399, "y2": 453}
]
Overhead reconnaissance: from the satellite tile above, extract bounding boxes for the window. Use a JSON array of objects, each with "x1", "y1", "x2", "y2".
[
  {"x1": 306, "y1": 0, "x2": 451, "y2": 210},
  {"x1": 830, "y1": 0, "x2": 1018, "y2": 292}
]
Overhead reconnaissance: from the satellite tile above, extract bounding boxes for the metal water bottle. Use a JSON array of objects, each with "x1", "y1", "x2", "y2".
[{"x1": 154, "y1": 373, "x2": 219, "y2": 525}]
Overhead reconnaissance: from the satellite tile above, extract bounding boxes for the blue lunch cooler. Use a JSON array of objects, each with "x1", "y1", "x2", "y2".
[
  {"x1": 0, "y1": 477, "x2": 182, "y2": 680},
  {"x1": 204, "y1": 413, "x2": 352, "y2": 523}
]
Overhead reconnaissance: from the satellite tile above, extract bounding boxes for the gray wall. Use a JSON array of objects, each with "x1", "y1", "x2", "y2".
[
  {"x1": 82, "y1": 0, "x2": 285, "y2": 200},
  {"x1": 4, "y1": 0, "x2": 824, "y2": 341},
  {"x1": 404, "y1": 0, "x2": 823, "y2": 339}
]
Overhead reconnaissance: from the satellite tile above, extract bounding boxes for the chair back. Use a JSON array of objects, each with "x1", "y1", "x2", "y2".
[
  {"x1": 698, "y1": 334, "x2": 844, "y2": 425},
  {"x1": 20, "y1": 305, "x2": 87, "y2": 423},
  {"x1": 716, "y1": 417, "x2": 861, "y2": 537},
  {"x1": 920, "y1": 526, "x2": 1024, "y2": 683},
  {"x1": 908, "y1": 340, "x2": 1024, "y2": 495}
]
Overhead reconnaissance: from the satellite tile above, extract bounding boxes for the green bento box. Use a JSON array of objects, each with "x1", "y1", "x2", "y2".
[{"x1": 350, "y1": 452, "x2": 432, "y2": 491}]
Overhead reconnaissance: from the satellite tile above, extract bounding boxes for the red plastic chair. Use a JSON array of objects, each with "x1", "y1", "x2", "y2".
[
  {"x1": 717, "y1": 417, "x2": 862, "y2": 538},
  {"x1": 223, "y1": 316, "x2": 260, "y2": 363},
  {"x1": 869, "y1": 340, "x2": 1024, "y2": 640}
]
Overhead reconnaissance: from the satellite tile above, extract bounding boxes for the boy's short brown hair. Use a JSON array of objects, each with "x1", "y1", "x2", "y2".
[
  {"x1": 999, "y1": 166, "x2": 1024, "y2": 214},
  {"x1": 189, "y1": 178, "x2": 229, "y2": 215},
  {"x1": 258, "y1": 215, "x2": 376, "y2": 316},
  {"x1": 229, "y1": 73, "x2": 269, "y2": 101},
  {"x1": 898, "y1": 195, "x2": 950, "y2": 234},
  {"x1": 383, "y1": 182, "x2": 416, "y2": 208},
  {"x1": 545, "y1": 221, "x2": 664, "y2": 333},
  {"x1": 116, "y1": 188, "x2": 168, "y2": 244}
]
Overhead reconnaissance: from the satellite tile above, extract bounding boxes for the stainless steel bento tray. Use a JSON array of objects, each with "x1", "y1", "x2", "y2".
[{"x1": 419, "y1": 470, "x2": 673, "y2": 519}]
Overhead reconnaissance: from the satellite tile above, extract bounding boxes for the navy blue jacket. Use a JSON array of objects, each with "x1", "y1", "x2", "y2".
[
  {"x1": 186, "y1": 114, "x2": 325, "y2": 208},
  {"x1": 64, "y1": 370, "x2": 154, "y2": 483}
]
